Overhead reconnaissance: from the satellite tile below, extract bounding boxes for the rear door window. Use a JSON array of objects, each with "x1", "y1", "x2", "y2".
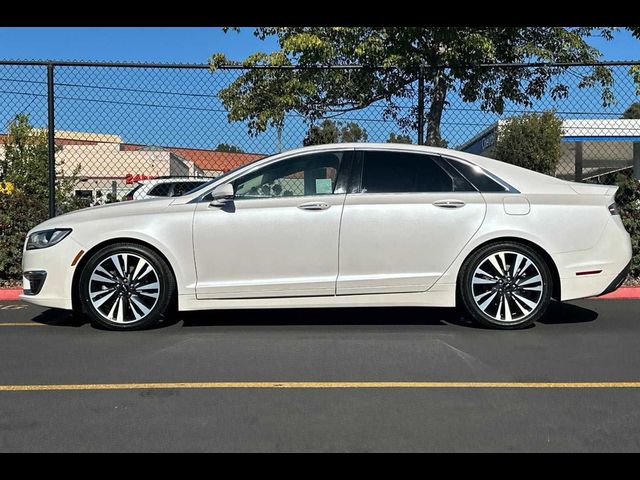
[
  {"x1": 148, "y1": 183, "x2": 174, "y2": 197},
  {"x1": 172, "y1": 181, "x2": 206, "y2": 196},
  {"x1": 359, "y1": 151, "x2": 454, "y2": 193}
]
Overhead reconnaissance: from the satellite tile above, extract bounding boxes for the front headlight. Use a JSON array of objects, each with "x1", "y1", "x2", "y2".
[{"x1": 26, "y1": 228, "x2": 72, "y2": 250}]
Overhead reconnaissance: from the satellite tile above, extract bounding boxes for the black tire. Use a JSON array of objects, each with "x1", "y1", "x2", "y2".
[
  {"x1": 78, "y1": 243, "x2": 176, "y2": 331},
  {"x1": 459, "y1": 241, "x2": 552, "y2": 330}
]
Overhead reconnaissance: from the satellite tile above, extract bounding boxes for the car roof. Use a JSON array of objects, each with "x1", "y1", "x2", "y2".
[
  {"x1": 292, "y1": 143, "x2": 569, "y2": 192},
  {"x1": 137, "y1": 177, "x2": 207, "y2": 186},
  {"x1": 178, "y1": 142, "x2": 572, "y2": 201}
]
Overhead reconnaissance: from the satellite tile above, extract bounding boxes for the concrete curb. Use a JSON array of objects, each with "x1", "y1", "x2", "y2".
[{"x1": 1, "y1": 287, "x2": 639, "y2": 302}]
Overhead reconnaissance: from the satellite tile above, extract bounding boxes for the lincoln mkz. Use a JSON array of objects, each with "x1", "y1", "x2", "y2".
[{"x1": 21, "y1": 144, "x2": 632, "y2": 330}]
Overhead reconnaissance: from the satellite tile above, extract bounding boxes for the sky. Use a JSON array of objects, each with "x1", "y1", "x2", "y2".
[
  {"x1": 0, "y1": 27, "x2": 277, "y2": 64},
  {"x1": 0, "y1": 27, "x2": 637, "y2": 64},
  {"x1": 0, "y1": 28, "x2": 638, "y2": 154}
]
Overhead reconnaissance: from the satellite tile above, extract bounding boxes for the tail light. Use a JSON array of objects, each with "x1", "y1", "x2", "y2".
[{"x1": 126, "y1": 193, "x2": 134, "y2": 201}]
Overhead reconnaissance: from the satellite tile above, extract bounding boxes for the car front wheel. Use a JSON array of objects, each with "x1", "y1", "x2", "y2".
[
  {"x1": 459, "y1": 242, "x2": 552, "y2": 329},
  {"x1": 78, "y1": 243, "x2": 175, "y2": 330}
]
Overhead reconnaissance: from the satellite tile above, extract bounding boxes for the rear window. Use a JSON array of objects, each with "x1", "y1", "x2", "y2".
[
  {"x1": 148, "y1": 183, "x2": 174, "y2": 197},
  {"x1": 172, "y1": 181, "x2": 207, "y2": 196},
  {"x1": 445, "y1": 158, "x2": 509, "y2": 193},
  {"x1": 126, "y1": 184, "x2": 143, "y2": 197}
]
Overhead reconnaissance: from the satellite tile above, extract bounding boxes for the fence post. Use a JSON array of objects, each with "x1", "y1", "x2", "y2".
[
  {"x1": 574, "y1": 141, "x2": 583, "y2": 182},
  {"x1": 47, "y1": 63, "x2": 56, "y2": 217},
  {"x1": 634, "y1": 142, "x2": 640, "y2": 181},
  {"x1": 417, "y1": 62, "x2": 425, "y2": 145}
]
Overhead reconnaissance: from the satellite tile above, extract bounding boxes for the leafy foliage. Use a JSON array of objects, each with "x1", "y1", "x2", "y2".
[
  {"x1": 215, "y1": 143, "x2": 245, "y2": 153},
  {"x1": 302, "y1": 120, "x2": 368, "y2": 146},
  {"x1": 1, "y1": 114, "x2": 50, "y2": 199},
  {"x1": 211, "y1": 27, "x2": 616, "y2": 146},
  {"x1": 0, "y1": 114, "x2": 87, "y2": 280},
  {"x1": 622, "y1": 102, "x2": 640, "y2": 119},
  {"x1": 0, "y1": 190, "x2": 48, "y2": 281},
  {"x1": 614, "y1": 171, "x2": 640, "y2": 278},
  {"x1": 387, "y1": 133, "x2": 413, "y2": 144},
  {"x1": 494, "y1": 111, "x2": 563, "y2": 176},
  {"x1": 1, "y1": 114, "x2": 83, "y2": 211},
  {"x1": 0, "y1": 181, "x2": 15, "y2": 195}
]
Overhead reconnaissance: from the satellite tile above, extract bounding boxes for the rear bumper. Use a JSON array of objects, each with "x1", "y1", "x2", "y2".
[
  {"x1": 555, "y1": 216, "x2": 632, "y2": 301},
  {"x1": 599, "y1": 260, "x2": 631, "y2": 297}
]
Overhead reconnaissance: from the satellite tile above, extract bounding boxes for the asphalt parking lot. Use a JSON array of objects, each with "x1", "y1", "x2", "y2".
[{"x1": 1, "y1": 298, "x2": 640, "y2": 452}]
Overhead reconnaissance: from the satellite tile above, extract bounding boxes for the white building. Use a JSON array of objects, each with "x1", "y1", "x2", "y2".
[
  {"x1": 0, "y1": 130, "x2": 263, "y2": 201},
  {"x1": 458, "y1": 119, "x2": 640, "y2": 180}
]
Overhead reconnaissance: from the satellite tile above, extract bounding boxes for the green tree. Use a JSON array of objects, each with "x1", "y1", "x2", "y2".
[
  {"x1": 1, "y1": 114, "x2": 49, "y2": 199},
  {"x1": 624, "y1": 28, "x2": 640, "y2": 96},
  {"x1": 1, "y1": 114, "x2": 84, "y2": 214},
  {"x1": 211, "y1": 27, "x2": 615, "y2": 146},
  {"x1": 614, "y1": 170, "x2": 640, "y2": 278},
  {"x1": 622, "y1": 102, "x2": 640, "y2": 119},
  {"x1": 494, "y1": 111, "x2": 563, "y2": 176},
  {"x1": 215, "y1": 143, "x2": 245, "y2": 153},
  {"x1": 339, "y1": 122, "x2": 367, "y2": 143},
  {"x1": 387, "y1": 133, "x2": 412, "y2": 144},
  {"x1": 0, "y1": 114, "x2": 87, "y2": 281},
  {"x1": 302, "y1": 119, "x2": 367, "y2": 146}
]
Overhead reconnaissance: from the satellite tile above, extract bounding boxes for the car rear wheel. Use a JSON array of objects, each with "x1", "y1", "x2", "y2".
[
  {"x1": 459, "y1": 242, "x2": 552, "y2": 329},
  {"x1": 78, "y1": 243, "x2": 175, "y2": 330}
]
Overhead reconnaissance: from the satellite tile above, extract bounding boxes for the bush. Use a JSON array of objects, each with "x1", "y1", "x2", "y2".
[
  {"x1": 614, "y1": 171, "x2": 640, "y2": 278},
  {"x1": 57, "y1": 195, "x2": 92, "y2": 215},
  {"x1": 0, "y1": 190, "x2": 48, "y2": 281},
  {"x1": 494, "y1": 111, "x2": 563, "y2": 175},
  {"x1": 0, "y1": 113, "x2": 87, "y2": 282}
]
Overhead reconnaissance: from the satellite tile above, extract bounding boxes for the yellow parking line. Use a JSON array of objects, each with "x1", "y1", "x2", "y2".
[
  {"x1": 2, "y1": 381, "x2": 640, "y2": 392},
  {"x1": 0, "y1": 322, "x2": 45, "y2": 327}
]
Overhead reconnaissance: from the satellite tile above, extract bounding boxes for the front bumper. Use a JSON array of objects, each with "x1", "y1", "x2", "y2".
[
  {"x1": 19, "y1": 236, "x2": 85, "y2": 310},
  {"x1": 22, "y1": 270, "x2": 47, "y2": 295}
]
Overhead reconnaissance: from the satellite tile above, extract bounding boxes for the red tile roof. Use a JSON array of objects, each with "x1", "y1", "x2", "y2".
[
  {"x1": 122, "y1": 144, "x2": 265, "y2": 172},
  {"x1": 0, "y1": 134, "x2": 266, "y2": 173}
]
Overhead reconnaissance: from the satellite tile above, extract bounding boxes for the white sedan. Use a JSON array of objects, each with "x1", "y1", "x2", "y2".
[{"x1": 21, "y1": 143, "x2": 632, "y2": 330}]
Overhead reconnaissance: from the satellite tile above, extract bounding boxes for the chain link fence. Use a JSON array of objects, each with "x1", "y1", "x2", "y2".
[{"x1": 0, "y1": 60, "x2": 639, "y2": 216}]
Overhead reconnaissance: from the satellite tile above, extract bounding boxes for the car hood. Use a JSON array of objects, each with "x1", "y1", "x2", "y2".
[{"x1": 31, "y1": 197, "x2": 176, "y2": 232}]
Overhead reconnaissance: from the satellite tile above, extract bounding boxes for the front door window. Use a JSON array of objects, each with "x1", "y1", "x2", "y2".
[{"x1": 234, "y1": 151, "x2": 343, "y2": 199}]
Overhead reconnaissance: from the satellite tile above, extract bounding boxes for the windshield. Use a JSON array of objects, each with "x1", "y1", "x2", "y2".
[{"x1": 183, "y1": 154, "x2": 274, "y2": 195}]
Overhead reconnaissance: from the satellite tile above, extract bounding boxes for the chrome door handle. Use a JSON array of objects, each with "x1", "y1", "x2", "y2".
[
  {"x1": 433, "y1": 199, "x2": 466, "y2": 209},
  {"x1": 297, "y1": 202, "x2": 331, "y2": 211}
]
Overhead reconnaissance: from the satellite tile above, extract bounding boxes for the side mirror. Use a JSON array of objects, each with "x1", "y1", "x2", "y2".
[{"x1": 209, "y1": 183, "x2": 235, "y2": 207}]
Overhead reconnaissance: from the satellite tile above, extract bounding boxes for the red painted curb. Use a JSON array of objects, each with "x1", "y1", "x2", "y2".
[
  {"x1": 0, "y1": 289, "x2": 23, "y2": 301},
  {"x1": 595, "y1": 287, "x2": 640, "y2": 300}
]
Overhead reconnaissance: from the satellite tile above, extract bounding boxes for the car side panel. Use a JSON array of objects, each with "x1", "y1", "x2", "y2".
[
  {"x1": 337, "y1": 191, "x2": 487, "y2": 294},
  {"x1": 29, "y1": 202, "x2": 199, "y2": 308},
  {"x1": 432, "y1": 192, "x2": 626, "y2": 302}
]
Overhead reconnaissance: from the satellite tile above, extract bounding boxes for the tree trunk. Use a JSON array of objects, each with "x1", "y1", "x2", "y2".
[
  {"x1": 277, "y1": 125, "x2": 283, "y2": 153},
  {"x1": 425, "y1": 69, "x2": 449, "y2": 147}
]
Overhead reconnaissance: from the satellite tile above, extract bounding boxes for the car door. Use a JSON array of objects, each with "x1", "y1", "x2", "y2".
[
  {"x1": 336, "y1": 149, "x2": 487, "y2": 295},
  {"x1": 193, "y1": 150, "x2": 353, "y2": 299}
]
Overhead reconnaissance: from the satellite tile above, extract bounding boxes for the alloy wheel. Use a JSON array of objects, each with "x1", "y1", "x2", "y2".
[
  {"x1": 88, "y1": 253, "x2": 161, "y2": 324},
  {"x1": 471, "y1": 250, "x2": 544, "y2": 323}
]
